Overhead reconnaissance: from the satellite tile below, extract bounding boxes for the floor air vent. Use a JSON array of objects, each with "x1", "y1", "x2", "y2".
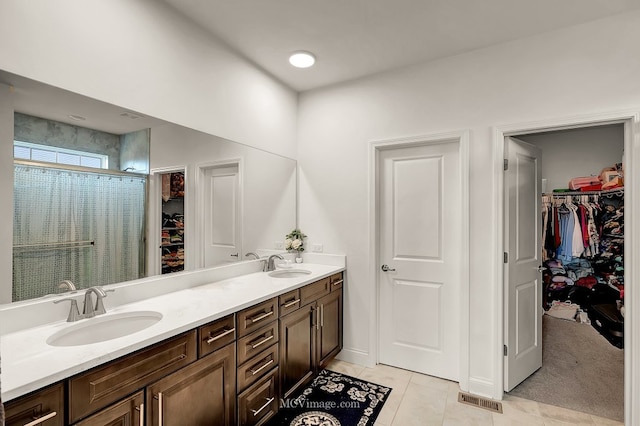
[{"x1": 458, "y1": 392, "x2": 503, "y2": 413}]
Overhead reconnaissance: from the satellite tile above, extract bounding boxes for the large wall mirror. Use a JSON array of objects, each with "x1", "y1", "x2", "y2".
[{"x1": 1, "y1": 70, "x2": 297, "y2": 304}]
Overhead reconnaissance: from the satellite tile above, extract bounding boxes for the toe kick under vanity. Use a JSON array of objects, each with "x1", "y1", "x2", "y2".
[{"x1": 1, "y1": 263, "x2": 344, "y2": 426}]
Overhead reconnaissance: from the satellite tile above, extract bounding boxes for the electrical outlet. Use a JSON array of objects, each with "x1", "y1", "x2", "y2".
[
  {"x1": 274, "y1": 241, "x2": 283, "y2": 249},
  {"x1": 311, "y1": 243, "x2": 323, "y2": 253}
]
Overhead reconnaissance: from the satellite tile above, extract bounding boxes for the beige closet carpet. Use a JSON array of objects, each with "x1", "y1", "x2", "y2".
[{"x1": 508, "y1": 314, "x2": 624, "y2": 421}]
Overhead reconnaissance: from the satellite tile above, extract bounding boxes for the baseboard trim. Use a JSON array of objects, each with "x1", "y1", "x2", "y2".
[
  {"x1": 335, "y1": 347, "x2": 373, "y2": 367},
  {"x1": 468, "y1": 377, "x2": 497, "y2": 400}
]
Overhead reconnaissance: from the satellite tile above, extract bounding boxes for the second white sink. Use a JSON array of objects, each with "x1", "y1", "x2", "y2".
[
  {"x1": 47, "y1": 311, "x2": 163, "y2": 347},
  {"x1": 268, "y1": 269, "x2": 312, "y2": 279}
]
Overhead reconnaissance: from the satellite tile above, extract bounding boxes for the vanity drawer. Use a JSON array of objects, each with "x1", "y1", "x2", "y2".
[
  {"x1": 330, "y1": 272, "x2": 344, "y2": 291},
  {"x1": 68, "y1": 330, "x2": 197, "y2": 423},
  {"x1": 237, "y1": 367, "x2": 279, "y2": 426},
  {"x1": 300, "y1": 277, "x2": 330, "y2": 306},
  {"x1": 279, "y1": 289, "x2": 301, "y2": 316},
  {"x1": 237, "y1": 322, "x2": 279, "y2": 365},
  {"x1": 198, "y1": 313, "x2": 236, "y2": 357},
  {"x1": 237, "y1": 298, "x2": 278, "y2": 337},
  {"x1": 4, "y1": 382, "x2": 64, "y2": 426},
  {"x1": 237, "y1": 343, "x2": 279, "y2": 392}
]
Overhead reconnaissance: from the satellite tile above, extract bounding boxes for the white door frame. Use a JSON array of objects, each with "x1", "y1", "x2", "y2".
[
  {"x1": 195, "y1": 158, "x2": 243, "y2": 268},
  {"x1": 369, "y1": 130, "x2": 470, "y2": 389},
  {"x1": 494, "y1": 110, "x2": 640, "y2": 425}
]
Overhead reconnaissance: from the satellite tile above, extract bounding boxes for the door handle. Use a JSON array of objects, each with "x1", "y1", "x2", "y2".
[
  {"x1": 536, "y1": 265, "x2": 547, "y2": 273},
  {"x1": 230, "y1": 253, "x2": 239, "y2": 257},
  {"x1": 381, "y1": 264, "x2": 396, "y2": 272}
]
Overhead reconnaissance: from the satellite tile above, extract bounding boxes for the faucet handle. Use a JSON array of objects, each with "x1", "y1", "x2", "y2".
[
  {"x1": 94, "y1": 288, "x2": 115, "y2": 315},
  {"x1": 58, "y1": 280, "x2": 77, "y2": 292},
  {"x1": 54, "y1": 298, "x2": 81, "y2": 322}
]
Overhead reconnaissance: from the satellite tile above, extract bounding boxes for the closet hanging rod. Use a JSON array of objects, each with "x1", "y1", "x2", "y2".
[
  {"x1": 13, "y1": 240, "x2": 95, "y2": 249},
  {"x1": 544, "y1": 187, "x2": 624, "y2": 197}
]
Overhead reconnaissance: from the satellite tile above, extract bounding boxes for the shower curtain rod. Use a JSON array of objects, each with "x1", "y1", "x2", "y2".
[{"x1": 14, "y1": 159, "x2": 146, "y2": 178}]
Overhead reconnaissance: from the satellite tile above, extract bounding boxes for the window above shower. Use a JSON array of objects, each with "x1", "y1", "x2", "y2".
[{"x1": 14, "y1": 140, "x2": 109, "y2": 169}]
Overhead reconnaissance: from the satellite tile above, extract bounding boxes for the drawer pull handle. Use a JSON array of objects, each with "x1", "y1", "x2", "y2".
[
  {"x1": 250, "y1": 311, "x2": 274, "y2": 323},
  {"x1": 321, "y1": 304, "x2": 324, "y2": 327},
  {"x1": 156, "y1": 392, "x2": 164, "y2": 426},
  {"x1": 250, "y1": 358, "x2": 274, "y2": 375},
  {"x1": 135, "y1": 403, "x2": 145, "y2": 425},
  {"x1": 206, "y1": 327, "x2": 235, "y2": 344},
  {"x1": 251, "y1": 397, "x2": 275, "y2": 416},
  {"x1": 251, "y1": 334, "x2": 274, "y2": 349},
  {"x1": 23, "y1": 411, "x2": 57, "y2": 426},
  {"x1": 332, "y1": 280, "x2": 344, "y2": 286},
  {"x1": 283, "y1": 298, "x2": 301, "y2": 308}
]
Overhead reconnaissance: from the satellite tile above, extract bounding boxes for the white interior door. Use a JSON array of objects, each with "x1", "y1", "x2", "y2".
[
  {"x1": 378, "y1": 141, "x2": 461, "y2": 381},
  {"x1": 203, "y1": 165, "x2": 241, "y2": 267},
  {"x1": 504, "y1": 136, "x2": 543, "y2": 391}
]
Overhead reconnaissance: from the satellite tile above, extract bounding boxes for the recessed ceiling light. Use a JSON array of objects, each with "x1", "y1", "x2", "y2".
[
  {"x1": 289, "y1": 51, "x2": 316, "y2": 68},
  {"x1": 68, "y1": 114, "x2": 86, "y2": 121}
]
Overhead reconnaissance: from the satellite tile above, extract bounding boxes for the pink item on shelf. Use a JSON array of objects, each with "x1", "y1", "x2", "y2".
[{"x1": 568, "y1": 176, "x2": 601, "y2": 190}]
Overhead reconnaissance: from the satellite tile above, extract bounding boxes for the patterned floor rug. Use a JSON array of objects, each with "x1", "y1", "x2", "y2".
[{"x1": 266, "y1": 369, "x2": 392, "y2": 426}]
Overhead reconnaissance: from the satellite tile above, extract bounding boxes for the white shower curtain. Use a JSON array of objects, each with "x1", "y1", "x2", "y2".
[{"x1": 13, "y1": 164, "x2": 146, "y2": 301}]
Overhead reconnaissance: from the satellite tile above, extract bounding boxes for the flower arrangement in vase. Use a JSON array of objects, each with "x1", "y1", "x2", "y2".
[{"x1": 285, "y1": 228, "x2": 306, "y2": 263}]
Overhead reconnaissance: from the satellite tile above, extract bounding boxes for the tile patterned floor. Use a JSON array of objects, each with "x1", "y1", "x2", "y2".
[{"x1": 326, "y1": 359, "x2": 624, "y2": 426}]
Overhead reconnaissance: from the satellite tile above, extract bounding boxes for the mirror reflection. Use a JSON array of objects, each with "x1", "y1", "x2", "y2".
[{"x1": 2, "y1": 70, "x2": 297, "y2": 304}]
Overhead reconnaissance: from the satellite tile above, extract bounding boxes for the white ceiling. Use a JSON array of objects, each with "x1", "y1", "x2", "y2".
[{"x1": 164, "y1": 0, "x2": 640, "y2": 92}]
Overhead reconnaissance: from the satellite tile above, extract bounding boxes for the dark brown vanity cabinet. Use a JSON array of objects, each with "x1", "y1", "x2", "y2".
[
  {"x1": 317, "y1": 288, "x2": 343, "y2": 369},
  {"x1": 4, "y1": 273, "x2": 343, "y2": 426},
  {"x1": 147, "y1": 343, "x2": 236, "y2": 426},
  {"x1": 68, "y1": 331, "x2": 198, "y2": 423},
  {"x1": 279, "y1": 303, "x2": 317, "y2": 399},
  {"x1": 279, "y1": 272, "x2": 344, "y2": 399},
  {"x1": 4, "y1": 383, "x2": 64, "y2": 426},
  {"x1": 236, "y1": 298, "x2": 280, "y2": 426},
  {"x1": 74, "y1": 392, "x2": 144, "y2": 426}
]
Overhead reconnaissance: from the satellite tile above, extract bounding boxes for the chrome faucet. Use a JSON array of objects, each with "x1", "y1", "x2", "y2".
[
  {"x1": 54, "y1": 286, "x2": 114, "y2": 322},
  {"x1": 83, "y1": 286, "x2": 108, "y2": 318},
  {"x1": 266, "y1": 254, "x2": 284, "y2": 272},
  {"x1": 245, "y1": 252, "x2": 260, "y2": 260}
]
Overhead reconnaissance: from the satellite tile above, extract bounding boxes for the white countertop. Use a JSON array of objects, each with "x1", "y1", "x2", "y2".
[{"x1": 1, "y1": 263, "x2": 344, "y2": 402}]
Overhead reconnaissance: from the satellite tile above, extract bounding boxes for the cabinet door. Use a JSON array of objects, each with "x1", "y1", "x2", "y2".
[
  {"x1": 317, "y1": 289, "x2": 343, "y2": 369},
  {"x1": 74, "y1": 391, "x2": 144, "y2": 426},
  {"x1": 147, "y1": 343, "x2": 236, "y2": 426},
  {"x1": 279, "y1": 303, "x2": 316, "y2": 399},
  {"x1": 4, "y1": 383, "x2": 64, "y2": 426}
]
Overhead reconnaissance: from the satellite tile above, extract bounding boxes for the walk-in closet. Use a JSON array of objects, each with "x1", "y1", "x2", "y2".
[{"x1": 507, "y1": 124, "x2": 625, "y2": 422}]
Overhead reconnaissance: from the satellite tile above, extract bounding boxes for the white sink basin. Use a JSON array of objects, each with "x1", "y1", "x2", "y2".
[
  {"x1": 47, "y1": 311, "x2": 163, "y2": 347},
  {"x1": 268, "y1": 269, "x2": 312, "y2": 278}
]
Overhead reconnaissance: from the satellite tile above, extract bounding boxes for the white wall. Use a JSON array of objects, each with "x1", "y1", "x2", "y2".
[
  {"x1": 0, "y1": 0, "x2": 297, "y2": 158},
  {"x1": 297, "y1": 10, "x2": 640, "y2": 396},
  {"x1": 0, "y1": 85, "x2": 14, "y2": 304},
  {"x1": 517, "y1": 125, "x2": 624, "y2": 191}
]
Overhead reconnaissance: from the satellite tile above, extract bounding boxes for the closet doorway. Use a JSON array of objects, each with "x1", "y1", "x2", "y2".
[{"x1": 502, "y1": 122, "x2": 628, "y2": 422}]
